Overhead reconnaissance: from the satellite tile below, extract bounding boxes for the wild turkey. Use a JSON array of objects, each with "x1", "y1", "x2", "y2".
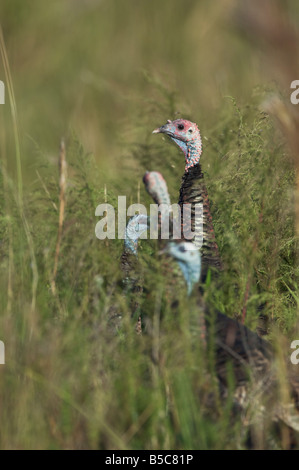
[
  {"x1": 164, "y1": 239, "x2": 299, "y2": 433},
  {"x1": 143, "y1": 171, "x2": 171, "y2": 207},
  {"x1": 152, "y1": 119, "x2": 222, "y2": 281},
  {"x1": 120, "y1": 170, "x2": 177, "y2": 330},
  {"x1": 125, "y1": 214, "x2": 149, "y2": 255},
  {"x1": 141, "y1": 166, "x2": 268, "y2": 362},
  {"x1": 116, "y1": 213, "x2": 149, "y2": 332},
  {"x1": 142, "y1": 171, "x2": 208, "y2": 346},
  {"x1": 140, "y1": 171, "x2": 204, "y2": 333},
  {"x1": 139, "y1": 170, "x2": 299, "y2": 434},
  {"x1": 120, "y1": 171, "x2": 172, "y2": 298},
  {"x1": 120, "y1": 212, "x2": 149, "y2": 298},
  {"x1": 125, "y1": 172, "x2": 299, "y2": 431}
]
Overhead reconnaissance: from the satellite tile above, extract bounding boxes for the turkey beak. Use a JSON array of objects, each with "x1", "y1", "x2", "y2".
[{"x1": 152, "y1": 123, "x2": 170, "y2": 135}]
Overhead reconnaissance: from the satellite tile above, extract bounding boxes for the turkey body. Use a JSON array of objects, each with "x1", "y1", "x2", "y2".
[
  {"x1": 179, "y1": 163, "x2": 222, "y2": 279},
  {"x1": 165, "y1": 239, "x2": 299, "y2": 432}
]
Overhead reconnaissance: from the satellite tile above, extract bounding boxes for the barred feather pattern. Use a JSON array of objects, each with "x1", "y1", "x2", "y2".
[
  {"x1": 179, "y1": 164, "x2": 222, "y2": 280},
  {"x1": 152, "y1": 118, "x2": 222, "y2": 280}
]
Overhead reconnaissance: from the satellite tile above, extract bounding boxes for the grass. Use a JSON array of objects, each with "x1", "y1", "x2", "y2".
[{"x1": 0, "y1": 0, "x2": 299, "y2": 450}]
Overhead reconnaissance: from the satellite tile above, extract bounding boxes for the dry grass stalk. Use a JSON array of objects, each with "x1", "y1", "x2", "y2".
[
  {"x1": 51, "y1": 139, "x2": 67, "y2": 294},
  {"x1": 135, "y1": 315, "x2": 142, "y2": 335}
]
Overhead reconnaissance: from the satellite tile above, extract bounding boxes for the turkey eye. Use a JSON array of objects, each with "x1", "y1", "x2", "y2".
[
  {"x1": 179, "y1": 246, "x2": 186, "y2": 252},
  {"x1": 178, "y1": 124, "x2": 184, "y2": 130}
]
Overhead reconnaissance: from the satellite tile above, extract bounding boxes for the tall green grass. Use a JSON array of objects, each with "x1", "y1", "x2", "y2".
[{"x1": 0, "y1": 87, "x2": 298, "y2": 448}]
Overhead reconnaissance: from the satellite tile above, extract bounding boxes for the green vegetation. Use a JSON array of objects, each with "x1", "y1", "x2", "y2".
[{"x1": 0, "y1": 0, "x2": 298, "y2": 450}]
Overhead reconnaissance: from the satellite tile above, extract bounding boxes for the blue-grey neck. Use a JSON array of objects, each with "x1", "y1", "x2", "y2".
[
  {"x1": 170, "y1": 136, "x2": 202, "y2": 172},
  {"x1": 170, "y1": 137, "x2": 188, "y2": 156},
  {"x1": 177, "y1": 257, "x2": 201, "y2": 296}
]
